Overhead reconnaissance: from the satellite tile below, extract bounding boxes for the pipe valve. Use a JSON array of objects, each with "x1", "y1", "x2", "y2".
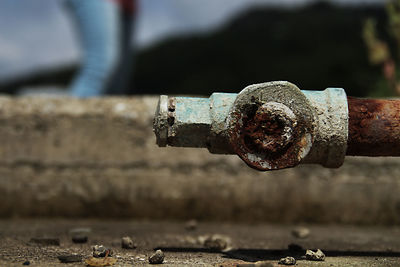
[
  {"x1": 154, "y1": 81, "x2": 350, "y2": 171},
  {"x1": 155, "y1": 81, "x2": 400, "y2": 170}
]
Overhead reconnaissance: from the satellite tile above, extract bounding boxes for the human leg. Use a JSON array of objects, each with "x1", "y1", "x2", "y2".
[
  {"x1": 106, "y1": 10, "x2": 136, "y2": 95},
  {"x1": 66, "y1": 0, "x2": 120, "y2": 97}
]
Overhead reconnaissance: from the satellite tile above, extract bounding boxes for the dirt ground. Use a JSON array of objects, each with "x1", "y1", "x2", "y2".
[{"x1": 0, "y1": 220, "x2": 400, "y2": 266}]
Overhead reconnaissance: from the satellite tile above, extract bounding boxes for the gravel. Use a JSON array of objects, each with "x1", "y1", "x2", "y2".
[
  {"x1": 121, "y1": 236, "x2": 136, "y2": 249},
  {"x1": 305, "y1": 249, "x2": 325, "y2": 261},
  {"x1": 92, "y1": 245, "x2": 113, "y2": 258},
  {"x1": 278, "y1": 256, "x2": 296, "y2": 265},
  {"x1": 202, "y1": 234, "x2": 231, "y2": 251},
  {"x1": 149, "y1": 249, "x2": 164, "y2": 264},
  {"x1": 69, "y1": 227, "x2": 91, "y2": 244}
]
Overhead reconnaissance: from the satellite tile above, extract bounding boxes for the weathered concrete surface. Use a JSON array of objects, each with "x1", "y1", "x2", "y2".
[{"x1": 0, "y1": 96, "x2": 400, "y2": 224}]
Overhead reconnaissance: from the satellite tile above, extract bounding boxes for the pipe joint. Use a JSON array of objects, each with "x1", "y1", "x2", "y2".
[{"x1": 154, "y1": 81, "x2": 348, "y2": 171}]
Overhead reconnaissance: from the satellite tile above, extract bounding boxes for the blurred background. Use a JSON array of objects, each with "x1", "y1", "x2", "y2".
[
  {"x1": 1, "y1": 0, "x2": 400, "y2": 225},
  {"x1": 0, "y1": 0, "x2": 395, "y2": 97}
]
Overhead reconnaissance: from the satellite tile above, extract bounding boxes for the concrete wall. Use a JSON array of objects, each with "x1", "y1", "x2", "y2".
[{"x1": 0, "y1": 95, "x2": 399, "y2": 224}]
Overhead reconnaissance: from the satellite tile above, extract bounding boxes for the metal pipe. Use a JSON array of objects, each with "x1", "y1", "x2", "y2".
[
  {"x1": 347, "y1": 97, "x2": 400, "y2": 156},
  {"x1": 153, "y1": 81, "x2": 400, "y2": 171}
]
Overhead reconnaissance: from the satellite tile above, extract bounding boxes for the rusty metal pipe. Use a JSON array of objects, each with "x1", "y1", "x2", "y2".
[{"x1": 347, "y1": 97, "x2": 400, "y2": 156}]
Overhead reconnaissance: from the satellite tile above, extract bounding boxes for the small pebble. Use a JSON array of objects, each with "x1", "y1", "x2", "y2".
[
  {"x1": 70, "y1": 227, "x2": 91, "y2": 244},
  {"x1": 149, "y1": 249, "x2": 164, "y2": 264},
  {"x1": 202, "y1": 234, "x2": 230, "y2": 251},
  {"x1": 22, "y1": 261, "x2": 30, "y2": 265},
  {"x1": 185, "y1": 220, "x2": 198, "y2": 231},
  {"x1": 92, "y1": 245, "x2": 113, "y2": 258},
  {"x1": 57, "y1": 254, "x2": 82, "y2": 263},
  {"x1": 29, "y1": 237, "x2": 60, "y2": 246},
  {"x1": 291, "y1": 227, "x2": 310, "y2": 239},
  {"x1": 278, "y1": 256, "x2": 296, "y2": 265},
  {"x1": 305, "y1": 249, "x2": 325, "y2": 261},
  {"x1": 121, "y1": 236, "x2": 136, "y2": 249}
]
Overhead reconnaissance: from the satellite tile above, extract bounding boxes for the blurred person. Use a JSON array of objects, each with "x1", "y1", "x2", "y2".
[{"x1": 66, "y1": 0, "x2": 136, "y2": 97}]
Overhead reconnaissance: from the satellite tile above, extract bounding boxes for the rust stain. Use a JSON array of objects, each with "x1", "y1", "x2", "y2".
[
  {"x1": 228, "y1": 103, "x2": 310, "y2": 171},
  {"x1": 347, "y1": 97, "x2": 400, "y2": 156},
  {"x1": 243, "y1": 111, "x2": 286, "y2": 153}
]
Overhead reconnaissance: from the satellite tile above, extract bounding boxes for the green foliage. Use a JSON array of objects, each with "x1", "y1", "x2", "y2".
[
  {"x1": 363, "y1": 0, "x2": 400, "y2": 96},
  {"x1": 363, "y1": 18, "x2": 390, "y2": 65},
  {"x1": 387, "y1": 0, "x2": 400, "y2": 49}
]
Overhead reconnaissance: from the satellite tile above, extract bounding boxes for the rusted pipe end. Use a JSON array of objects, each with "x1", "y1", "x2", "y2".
[
  {"x1": 245, "y1": 102, "x2": 297, "y2": 153},
  {"x1": 226, "y1": 81, "x2": 315, "y2": 171}
]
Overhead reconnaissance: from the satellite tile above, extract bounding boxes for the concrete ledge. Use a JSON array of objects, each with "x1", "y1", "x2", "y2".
[{"x1": 0, "y1": 96, "x2": 399, "y2": 224}]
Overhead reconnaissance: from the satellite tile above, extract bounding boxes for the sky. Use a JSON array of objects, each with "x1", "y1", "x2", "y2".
[{"x1": 0, "y1": 0, "x2": 385, "y2": 81}]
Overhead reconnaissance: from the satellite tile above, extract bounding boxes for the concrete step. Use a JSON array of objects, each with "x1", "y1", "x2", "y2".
[{"x1": 0, "y1": 95, "x2": 399, "y2": 224}]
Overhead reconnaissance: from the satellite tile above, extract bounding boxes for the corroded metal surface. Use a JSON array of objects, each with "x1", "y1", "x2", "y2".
[
  {"x1": 244, "y1": 102, "x2": 297, "y2": 153},
  {"x1": 153, "y1": 81, "x2": 349, "y2": 171},
  {"x1": 347, "y1": 97, "x2": 400, "y2": 156},
  {"x1": 208, "y1": 93, "x2": 237, "y2": 154},
  {"x1": 226, "y1": 82, "x2": 315, "y2": 171},
  {"x1": 154, "y1": 95, "x2": 169, "y2": 147},
  {"x1": 153, "y1": 93, "x2": 237, "y2": 152},
  {"x1": 302, "y1": 88, "x2": 348, "y2": 168}
]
